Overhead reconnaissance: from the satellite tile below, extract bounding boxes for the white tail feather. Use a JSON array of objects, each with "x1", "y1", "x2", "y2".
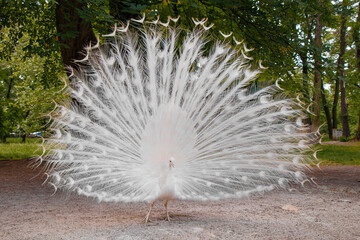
[{"x1": 43, "y1": 18, "x2": 315, "y2": 204}]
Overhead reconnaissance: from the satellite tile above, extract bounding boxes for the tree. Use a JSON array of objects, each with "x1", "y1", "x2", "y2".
[
  {"x1": 0, "y1": 67, "x2": 14, "y2": 143},
  {"x1": 351, "y1": 2, "x2": 360, "y2": 141},
  {"x1": 0, "y1": 0, "x2": 147, "y2": 141},
  {"x1": 312, "y1": 10, "x2": 323, "y2": 132},
  {"x1": 0, "y1": 24, "x2": 64, "y2": 142},
  {"x1": 1, "y1": 0, "x2": 360, "y2": 142},
  {"x1": 55, "y1": 0, "x2": 97, "y2": 70},
  {"x1": 298, "y1": 12, "x2": 314, "y2": 126},
  {"x1": 338, "y1": 0, "x2": 351, "y2": 138}
]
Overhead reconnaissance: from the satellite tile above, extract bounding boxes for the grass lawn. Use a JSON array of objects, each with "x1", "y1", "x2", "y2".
[
  {"x1": 317, "y1": 143, "x2": 360, "y2": 165},
  {"x1": 0, "y1": 138, "x2": 44, "y2": 160},
  {"x1": 0, "y1": 138, "x2": 359, "y2": 165}
]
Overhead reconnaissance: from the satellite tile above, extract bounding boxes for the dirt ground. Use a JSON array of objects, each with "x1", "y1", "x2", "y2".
[{"x1": 1, "y1": 159, "x2": 360, "y2": 240}]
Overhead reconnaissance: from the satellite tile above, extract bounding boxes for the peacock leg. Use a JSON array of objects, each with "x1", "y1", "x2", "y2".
[
  {"x1": 164, "y1": 200, "x2": 171, "y2": 221},
  {"x1": 144, "y1": 201, "x2": 155, "y2": 223}
]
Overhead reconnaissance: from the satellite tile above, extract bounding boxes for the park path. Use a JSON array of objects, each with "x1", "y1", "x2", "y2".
[{"x1": 0, "y1": 159, "x2": 360, "y2": 240}]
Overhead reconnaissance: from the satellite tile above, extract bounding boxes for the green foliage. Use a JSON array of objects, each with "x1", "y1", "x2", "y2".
[
  {"x1": 1, "y1": 0, "x2": 360, "y2": 145},
  {"x1": 0, "y1": 26, "x2": 65, "y2": 140},
  {"x1": 339, "y1": 136, "x2": 349, "y2": 142},
  {"x1": 152, "y1": 0, "x2": 301, "y2": 77},
  {"x1": 0, "y1": 0, "x2": 58, "y2": 59},
  {"x1": 321, "y1": 135, "x2": 332, "y2": 142}
]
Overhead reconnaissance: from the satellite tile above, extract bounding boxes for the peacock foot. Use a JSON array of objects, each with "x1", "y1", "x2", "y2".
[{"x1": 144, "y1": 216, "x2": 152, "y2": 223}]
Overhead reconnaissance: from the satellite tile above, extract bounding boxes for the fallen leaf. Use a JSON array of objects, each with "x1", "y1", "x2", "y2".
[
  {"x1": 206, "y1": 233, "x2": 217, "y2": 238},
  {"x1": 282, "y1": 205, "x2": 299, "y2": 211}
]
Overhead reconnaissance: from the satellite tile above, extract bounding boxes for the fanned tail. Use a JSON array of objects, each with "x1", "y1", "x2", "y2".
[{"x1": 41, "y1": 17, "x2": 317, "y2": 203}]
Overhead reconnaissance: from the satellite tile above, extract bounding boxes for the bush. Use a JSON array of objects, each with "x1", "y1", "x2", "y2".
[{"x1": 339, "y1": 136, "x2": 349, "y2": 142}]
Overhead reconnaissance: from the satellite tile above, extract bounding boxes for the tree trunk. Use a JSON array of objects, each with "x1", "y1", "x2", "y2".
[
  {"x1": 19, "y1": 110, "x2": 31, "y2": 144},
  {"x1": 355, "y1": 3, "x2": 360, "y2": 72},
  {"x1": 21, "y1": 134, "x2": 26, "y2": 143},
  {"x1": 332, "y1": 78, "x2": 339, "y2": 132},
  {"x1": 355, "y1": 111, "x2": 360, "y2": 141},
  {"x1": 340, "y1": 81, "x2": 350, "y2": 137},
  {"x1": 353, "y1": 3, "x2": 360, "y2": 141},
  {"x1": 0, "y1": 75, "x2": 13, "y2": 143},
  {"x1": 303, "y1": 16, "x2": 313, "y2": 126},
  {"x1": 301, "y1": 56, "x2": 312, "y2": 126},
  {"x1": 55, "y1": 0, "x2": 97, "y2": 71},
  {"x1": 321, "y1": 79, "x2": 332, "y2": 139},
  {"x1": 6, "y1": 77, "x2": 13, "y2": 99},
  {"x1": 338, "y1": 8, "x2": 350, "y2": 138},
  {"x1": 312, "y1": 14, "x2": 322, "y2": 132},
  {"x1": 332, "y1": 11, "x2": 348, "y2": 137}
]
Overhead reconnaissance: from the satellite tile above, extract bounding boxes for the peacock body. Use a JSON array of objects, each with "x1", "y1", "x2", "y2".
[{"x1": 41, "y1": 16, "x2": 314, "y2": 218}]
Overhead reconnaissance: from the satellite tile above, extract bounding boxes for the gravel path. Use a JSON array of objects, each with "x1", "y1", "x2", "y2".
[{"x1": 1, "y1": 159, "x2": 360, "y2": 240}]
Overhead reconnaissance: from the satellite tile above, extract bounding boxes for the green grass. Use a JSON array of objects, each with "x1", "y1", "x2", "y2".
[
  {"x1": 0, "y1": 138, "x2": 44, "y2": 160},
  {"x1": 5, "y1": 138, "x2": 43, "y2": 144},
  {"x1": 1, "y1": 138, "x2": 359, "y2": 165},
  {"x1": 317, "y1": 143, "x2": 360, "y2": 165}
]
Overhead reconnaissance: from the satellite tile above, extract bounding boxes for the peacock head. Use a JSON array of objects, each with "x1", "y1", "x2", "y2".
[{"x1": 169, "y1": 157, "x2": 175, "y2": 169}]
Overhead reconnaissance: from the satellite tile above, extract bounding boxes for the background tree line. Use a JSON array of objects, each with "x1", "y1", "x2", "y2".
[{"x1": 0, "y1": 0, "x2": 359, "y2": 142}]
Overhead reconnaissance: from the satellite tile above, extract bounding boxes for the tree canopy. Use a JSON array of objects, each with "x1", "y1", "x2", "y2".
[{"x1": 0, "y1": 0, "x2": 359, "y2": 141}]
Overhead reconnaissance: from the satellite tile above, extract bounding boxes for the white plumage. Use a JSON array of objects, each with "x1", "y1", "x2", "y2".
[{"x1": 41, "y1": 17, "x2": 315, "y2": 222}]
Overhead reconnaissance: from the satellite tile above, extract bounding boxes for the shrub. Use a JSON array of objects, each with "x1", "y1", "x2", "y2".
[{"x1": 339, "y1": 136, "x2": 349, "y2": 142}]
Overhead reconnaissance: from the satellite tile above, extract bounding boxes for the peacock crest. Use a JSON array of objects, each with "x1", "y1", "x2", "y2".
[{"x1": 38, "y1": 15, "x2": 316, "y2": 220}]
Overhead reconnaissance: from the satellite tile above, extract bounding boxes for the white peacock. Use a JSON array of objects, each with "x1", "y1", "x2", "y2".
[{"x1": 39, "y1": 15, "x2": 315, "y2": 222}]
